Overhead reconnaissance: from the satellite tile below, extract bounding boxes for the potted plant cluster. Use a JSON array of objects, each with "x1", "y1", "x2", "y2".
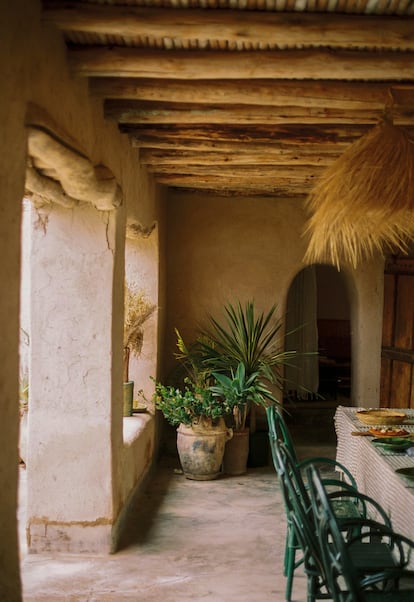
[
  {"x1": 123, "y1": 285, "x2": 155, "y2": 416},
  {"x1": 199, "y1": 300, "x2": 296, "y2": 474},
  {"x1": 154, "y1": 377, "x2": 233, "y2": 480},
  {"x1": 154, "y1": 300, "x2": 299, "y2": 478}
]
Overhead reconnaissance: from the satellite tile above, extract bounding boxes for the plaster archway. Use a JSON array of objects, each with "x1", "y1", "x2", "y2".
[{"x1": 285, "y1": 259, "x2": 384, "y2": 407}]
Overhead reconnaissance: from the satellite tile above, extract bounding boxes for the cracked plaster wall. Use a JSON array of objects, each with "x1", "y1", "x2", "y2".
[{"x1": 1, "y1": 0, "x2": 165, "y2": 583}]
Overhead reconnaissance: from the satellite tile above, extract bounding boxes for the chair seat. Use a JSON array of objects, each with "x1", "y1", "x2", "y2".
[
  {"x1": 331, "y1": 499, "x2": 361, "y2": 520},
  {"x1": 349, "y1": 541, "x2": 403, "y2": 570},
  {"x1": 364, "y1": 592, "x2": 414, "y2": 601}
]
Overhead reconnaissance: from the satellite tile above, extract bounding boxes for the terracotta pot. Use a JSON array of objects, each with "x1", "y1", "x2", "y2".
[
  {"x1": 223, "y1": 428, "x2": 250, "y2": 476},
  {"x1": 176, "y1": 418, "x2": 233, "y2": 481}
]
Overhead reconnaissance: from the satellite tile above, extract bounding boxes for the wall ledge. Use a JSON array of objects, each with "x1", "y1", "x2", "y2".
[{"x1": 123, "y1": 412, "x2": 154, "y2": 446}]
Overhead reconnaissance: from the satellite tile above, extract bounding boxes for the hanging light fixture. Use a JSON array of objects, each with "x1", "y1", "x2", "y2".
[{"x1": 303, "y1": 101, "x2": 414, "y2": 269}]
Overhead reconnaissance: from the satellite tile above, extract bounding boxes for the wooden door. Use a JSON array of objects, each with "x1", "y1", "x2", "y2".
[{"x1": 380, "y1": 255, "x2": 414, "y2": 409}]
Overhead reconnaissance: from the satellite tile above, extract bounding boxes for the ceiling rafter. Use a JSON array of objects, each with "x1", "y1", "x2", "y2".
[
  {"x1": 68, "y1": 47, "x2": 414, "y2": 81},
  {"x1": 90, "y1": 78, "x2": 414, "y2": 110},
  {"x1": 43, "y1": 4, "x2": 414, "y2": 51},
  {"x1": 41, "y1": 1, "x2": 414, "y2": 198}
]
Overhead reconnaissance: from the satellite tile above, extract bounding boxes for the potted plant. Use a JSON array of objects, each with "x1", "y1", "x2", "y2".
[
  {"x1": 123, "y1": 285, "x2": 155, "y2": 416},
  {"x1": 154, "y1": 377, "x2": 233, "y2": 480},
  {"x1": 153, "y1": 329, "x2": 234, "y2": 480},
  {"x1": 209, "y1": 362, "x2": 277, "y2": 475},
  {"x1": 197, "y1": 300, "x2": 300, "y2": 468}
]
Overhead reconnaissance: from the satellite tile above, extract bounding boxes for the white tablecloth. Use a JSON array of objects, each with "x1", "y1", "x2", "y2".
[{"x1": 335, "y1": 406, "x2": 414, "y2": 546}]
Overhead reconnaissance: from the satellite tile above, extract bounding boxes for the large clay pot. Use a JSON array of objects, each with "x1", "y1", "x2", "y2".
[
  {"x1": 223, "y1": 428, "x2": 250, "y2": 476},
  {"x1": 176, "y1": 418, "x2": 233, "y2": 481}
]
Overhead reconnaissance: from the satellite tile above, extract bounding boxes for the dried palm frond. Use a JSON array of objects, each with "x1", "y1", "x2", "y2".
[
  {"x1": 123, "y1": 286, "x2": 156, "y2": 381},
  {"x1": 304, "y1": 120, "x2": 414, "y2": 268}
]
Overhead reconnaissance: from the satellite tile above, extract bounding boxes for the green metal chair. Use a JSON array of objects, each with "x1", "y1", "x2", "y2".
[
  {"x1": 307, "y1": 464, "x2": 414, "y2": 601},
  {"x1": 267, "y1": 405, "x2": 358, "y2": 488},
  {"x1": 266, "y1": 405, "x2": 363, "y2": 601},
  {"x1": 273, "y1": 440, "x2": 398, "y2": 602}
]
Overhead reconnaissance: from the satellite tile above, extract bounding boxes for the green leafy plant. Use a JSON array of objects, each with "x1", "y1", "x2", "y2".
[
  {"x1": 154, "y1": 378, "x2": 233, "y2": 427},
  {"x1": 209, "y1": 362, "x2": 277, "y2": 430}
]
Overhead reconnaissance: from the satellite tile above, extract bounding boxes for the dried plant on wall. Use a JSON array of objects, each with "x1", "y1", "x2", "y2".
[
  {"x1": 123, "y1": 286, "x2": 156, "y2": 382},
  {"x1": 304, "y1": 118, "x2": 414, "y2": 268}
]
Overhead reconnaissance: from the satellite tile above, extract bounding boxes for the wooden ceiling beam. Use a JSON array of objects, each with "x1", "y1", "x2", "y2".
[
  {"x1": 91, "y1": 78, "x2": 414, "y2": 110},
  {"x1": 153, "y1": 172, "x2": 311, "y2": 193},
  {"x1": 104, "y1": 99, "x2": 414, "y2": 125},
  {"x1": 148, "y1": 164, "x2": 322, "y2": 180},
  {"x1": 43, "y1": 4, "x2": 414, "y2": 51},
  {"x1": 69, "y1": 48, "x2": 414, "y2": 81},
  {"x1": 139, "y1": 148, "x2": 338, "y2": 166},
  {"x1": 123, "y1": 124, "x2": 374, "y2": 147},
  {"x1": 135, "y1": 138, "x2": 348, "y2": 154},
  {"x1": 168, "y1": 186, "x2": 307, "y2": 198}
]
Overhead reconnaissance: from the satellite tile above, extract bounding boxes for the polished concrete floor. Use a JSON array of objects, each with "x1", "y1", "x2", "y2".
[{"x1": 19, "y1": 403, "x2": 338, "y2": 602}]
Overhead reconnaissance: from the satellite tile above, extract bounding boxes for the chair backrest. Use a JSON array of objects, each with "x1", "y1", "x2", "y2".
[
  {"x1": 273, "y1": 441, "x2": 327, "y2": 585},
  {"x1": 307, "y1": 464, "x2": 365, "y2": 602},
  {"x1": 266, "y1": 405, "x2": 299, "y2": 463},
  {"x1": 266, "y1": 404, "x2": 359, "y2": 494}
]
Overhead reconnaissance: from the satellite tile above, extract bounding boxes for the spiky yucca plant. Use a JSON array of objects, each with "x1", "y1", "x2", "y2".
[
  {"x1": 210, "y1": 362, "x2": 277, "y2": 430},
  {"x1": 198, "y1": 300, "x2": 297, "y2": 391}
]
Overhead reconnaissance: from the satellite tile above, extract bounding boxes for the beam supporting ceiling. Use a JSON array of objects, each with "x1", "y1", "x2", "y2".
[
  {"x1": 42, "y1": 1, "x2": 414, "y2": 198},
  {"x1": 69, "y1": 48, "x2": 414, "y2": 81},
  {"x1": 42, "y1": 5, "x2": 414, "y2": 51}
]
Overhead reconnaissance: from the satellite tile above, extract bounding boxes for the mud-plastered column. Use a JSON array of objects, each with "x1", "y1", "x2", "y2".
[{"x1": 27, "y1": 201, "x2": 123, "y2": 553}]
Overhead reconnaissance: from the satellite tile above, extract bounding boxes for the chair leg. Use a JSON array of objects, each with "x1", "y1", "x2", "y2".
[
  {"x1": 284, "y1": 526, "x2": 304, "y2": 601},
  {"x1": 284, "y1": 527, "x2": 296, "y2": 600}
]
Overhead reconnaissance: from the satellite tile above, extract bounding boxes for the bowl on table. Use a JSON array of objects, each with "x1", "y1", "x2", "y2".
[
  {"x1": 371, "y1": 436, "x2": 412, "y2": 453},
  {"x1": 356, "y1": 409, "x2": 407, "y2": 426}
]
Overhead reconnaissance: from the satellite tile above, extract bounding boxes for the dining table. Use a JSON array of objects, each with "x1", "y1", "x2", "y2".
[{"x1": 334, "y1": 405, "x2": 414, "y2": 559}]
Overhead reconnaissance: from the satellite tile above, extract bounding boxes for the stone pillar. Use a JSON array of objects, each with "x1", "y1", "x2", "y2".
[{"x1": 27, "y1": 201, "x2": 123, "y2": 553}]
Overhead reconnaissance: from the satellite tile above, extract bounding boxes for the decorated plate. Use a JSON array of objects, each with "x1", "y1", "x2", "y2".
[
  {"x1": 372, "y1": 437, "x2": 412, "y2": 452},
  {"x1": 369, "y1": 427, "x2": 410, "y2": 438},
  {"x1": 356, "y1": 409, "x2": 407, "y2": 426},
  {"x1": 395, "y1": 467, "x2": 414, "y2": 481}
]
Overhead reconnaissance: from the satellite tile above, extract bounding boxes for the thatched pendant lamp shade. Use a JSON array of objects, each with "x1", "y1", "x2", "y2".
[{"x1": 304, "y1": 120, "x2": 414, "y2": 268}]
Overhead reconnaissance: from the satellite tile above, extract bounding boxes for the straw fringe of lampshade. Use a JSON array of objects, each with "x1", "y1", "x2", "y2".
[{"x1": 303, "y1": 119, "x2": 414, "y2": 268}]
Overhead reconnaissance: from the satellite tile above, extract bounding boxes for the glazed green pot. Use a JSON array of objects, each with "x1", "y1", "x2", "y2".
[{"x1": 123, "y1": 381, "x2": 134, "y2": 417}]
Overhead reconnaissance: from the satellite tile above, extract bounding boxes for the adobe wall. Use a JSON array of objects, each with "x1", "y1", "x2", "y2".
[
  {"x1": 0, "y1": 2, "x2": 163, "y2": 593},
  {"x1": 163, "y1": 190, "x2": 384, "y2": 406}
]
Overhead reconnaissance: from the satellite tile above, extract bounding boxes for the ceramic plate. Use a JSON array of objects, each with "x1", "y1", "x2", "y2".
[
  {"x1": 372, "y1": 437, "x2": 412, "y2": 452},
  {"x1": 395, "y1": 467, "x2": 414, "y2": 481},
  {"x1": 369, "y1": 428, "x2": 410, "y2": 438}
]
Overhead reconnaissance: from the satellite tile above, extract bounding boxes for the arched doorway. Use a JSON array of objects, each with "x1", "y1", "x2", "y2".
[{"x1": 285, "y1": 264, "x2": 352, "y2": 403}]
